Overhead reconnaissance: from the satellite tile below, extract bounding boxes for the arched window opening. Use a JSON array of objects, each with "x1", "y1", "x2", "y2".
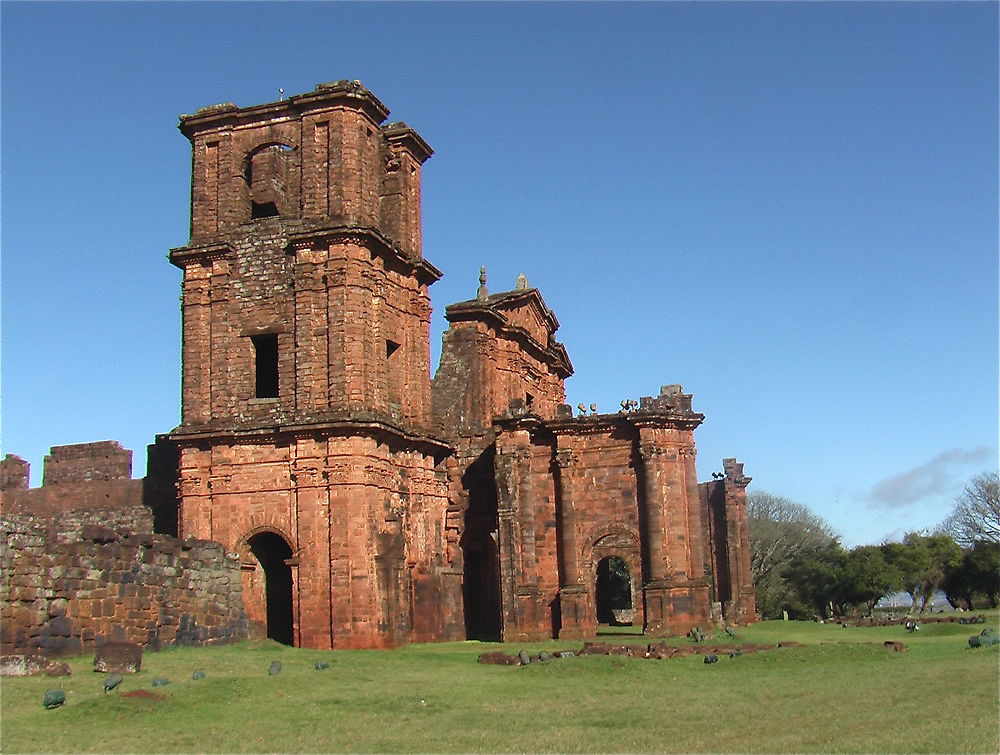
[
  {"x1": 248, "y1": 532, "x2": 294, "y2": 645},
  {"x1": 247, "y1": 144, "x2": 294, "y2": 219},
  {"x1": 595, "y1": 555, "x2": 633, "y2": 625}
]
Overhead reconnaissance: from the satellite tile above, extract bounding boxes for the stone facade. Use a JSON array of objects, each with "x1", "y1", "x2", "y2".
[{"x1": 2, "y1": 81, "x2": 755, "y2": 651}]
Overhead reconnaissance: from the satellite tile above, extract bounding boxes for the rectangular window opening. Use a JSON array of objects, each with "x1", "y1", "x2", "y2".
[
  {"x1": 386, "y1": 339, "x2": 401, "y2": 359},
  {"x1": 252, "y1": 334, "x2": 279, "y2": 398}
]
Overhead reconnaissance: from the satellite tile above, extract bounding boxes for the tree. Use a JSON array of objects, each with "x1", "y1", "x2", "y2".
[
  {"x1": 838, "y1": 545, "x2": 903, "y2": 616},
  {"x1": 785, "y1": 541, "x2": 848, "y2": 618},
  {"x1": 942, "y1": 472, "x2": 1000, "y2": 547},
  {"x1": 746, "y1": 491, "x2": 838, "y2": 618},
  {"x1": 942, "y1": 540, "x2": 1000, "y2": 609},
  {"x1": 881, "y1": 532, "x2": 963, "y2": 614}
]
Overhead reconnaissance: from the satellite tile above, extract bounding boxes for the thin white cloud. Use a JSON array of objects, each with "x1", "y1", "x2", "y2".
[{"x1": 866, "y1": 447, "x2": 995, "y2": 509}]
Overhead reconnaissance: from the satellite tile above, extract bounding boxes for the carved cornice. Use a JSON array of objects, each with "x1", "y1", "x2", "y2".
[
  {"x1": 179, "y1": 81, "x2": 392, "y2": 140},
  {"x1": 168, "y1": 416, "x2": 453, "y2": 462},
  {"x1": 287, "y1": 224, "x2": 443, "y2": 286},
  {"x1": 169, "y1": 241, "x2": 234, "y2": 269}
]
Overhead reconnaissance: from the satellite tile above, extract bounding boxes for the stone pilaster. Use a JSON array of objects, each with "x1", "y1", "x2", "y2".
[{"x1": 554, "y1": 445, "x2": 590, "y2": 639}]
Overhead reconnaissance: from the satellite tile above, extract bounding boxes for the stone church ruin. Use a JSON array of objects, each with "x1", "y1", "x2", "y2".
[{"x1": 1, "y1": 81, "x2": 755, "y2": 653}]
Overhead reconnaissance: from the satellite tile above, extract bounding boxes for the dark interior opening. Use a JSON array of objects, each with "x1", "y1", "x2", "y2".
[
  {"x1": 248, "y1": 532, "x2": 294, "y2": 645},
  {"x1": 251, "y1": 201, "x2": 280, "y2": 219},
  {"x1": 386, "y1": 339, "x2": 401, "y2": 358},
  {"x1": 252, "y1": 334, "x2": 279, "y2": 398},
  {"x1": 595, "y1": 556, "x2": 633, "y2": 624},
  {"x1": 463, "y1": 535, "x2": 502, "y2": 641}
]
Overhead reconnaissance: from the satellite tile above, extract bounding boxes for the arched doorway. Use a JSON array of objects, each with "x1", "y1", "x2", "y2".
[
  {"x1": 595, "y1": 555, "x2": 634, "y2": 625},
  {"x1": 247, "y1": 532, "x2": 294, "y2": 645}
]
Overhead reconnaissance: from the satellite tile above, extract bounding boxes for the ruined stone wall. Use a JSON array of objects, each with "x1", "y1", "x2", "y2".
[
  {"x1": 490, "y1": 387, "x2": 715, "y2": 642},
  {"x1": 0, "y1": 442, "x2": 145, "y2": 520},
  {"x1": 700, "y1": 458, "x2": 756, "y2": 624},
  {"x1": 432, "y1": 287, "x2": 571, "y2": 440},
  {"x1": 0, "y1": 514, "x2": 246, "y2": 655}
]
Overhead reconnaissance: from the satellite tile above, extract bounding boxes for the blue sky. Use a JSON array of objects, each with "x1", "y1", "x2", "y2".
[{"x1": 2, "y1": 1, "x2": 996, "y2": 547}]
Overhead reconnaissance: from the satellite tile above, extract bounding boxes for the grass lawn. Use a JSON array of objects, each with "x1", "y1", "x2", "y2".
[{"x1": 2, "y1": 616, "x2": 997, "y2": 754}]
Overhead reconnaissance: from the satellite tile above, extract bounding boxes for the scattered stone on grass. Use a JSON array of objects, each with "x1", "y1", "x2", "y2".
[
  {"x1": 314, "y1": 661, "x2": 330, "y2": 670},
  {"x1": 517, "y1": 650, "x2": 531, "y2": 665},
  {"x1": 152, "y1": 677, "x2": 170, "y2": 687},
  {"x1": 477, "y1": 651, "x2": 519, "y2": 665},
  {"x1": 268, "y1": 660, "x2": 282, "y2": 675},
  {"x1": 192, "y1": 670, "x2": 206, "y2": 680},
  {"x1": 45, "y1": 661, "x2": 72, "y2": 677},
  {"x1": 1, "y1": 654, "x2": 72, "y2": 677},
  {"x1": 94, "y1": 642, "x2": 142, "y2": 674},
  {"x1": 43, "y1": 689, "x2": 66, "y2": 709},
  {"x1": 704, "y1": 654, "x2": 719, "y2": 664}
]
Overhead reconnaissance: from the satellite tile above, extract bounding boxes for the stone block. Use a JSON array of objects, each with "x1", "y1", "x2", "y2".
[{"x1": 94, "y1": 642, "x2": 142, "y2": 673}]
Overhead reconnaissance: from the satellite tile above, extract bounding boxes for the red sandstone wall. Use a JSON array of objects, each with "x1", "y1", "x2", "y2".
[{"x1": 178, "y1": 433, "x2": 455, "y2": 649}]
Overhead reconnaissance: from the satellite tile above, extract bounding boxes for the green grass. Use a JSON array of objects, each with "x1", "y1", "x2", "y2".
[{"x1": 2, "y1": 616, "x2": 998, "y2": 754}]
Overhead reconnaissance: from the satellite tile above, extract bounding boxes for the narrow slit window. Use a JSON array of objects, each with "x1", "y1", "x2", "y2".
[{"x1": 252, "y1": 334, "x2": 279, "y2": 398}]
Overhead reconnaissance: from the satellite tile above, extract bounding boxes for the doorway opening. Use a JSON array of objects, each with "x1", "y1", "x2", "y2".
[
  {"x1": 248, "y1": 532, "x2": 294, "y2": 645},
  {"x1": 595, "y1": 555, "x2": 633, "y2": 625}
]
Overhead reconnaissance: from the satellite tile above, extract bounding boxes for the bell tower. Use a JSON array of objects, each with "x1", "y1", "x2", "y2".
[{"x1": 168, "y1": 81, "x2": 460, "y2": 649}]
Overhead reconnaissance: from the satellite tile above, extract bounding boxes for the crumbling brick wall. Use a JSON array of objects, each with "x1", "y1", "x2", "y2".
[{"x1": 0, "y1": 513, "x2": 247, "y2": 655}]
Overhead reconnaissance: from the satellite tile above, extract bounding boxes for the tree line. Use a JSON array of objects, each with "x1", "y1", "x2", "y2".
[{"x1": 748, "y1": 471, "x2": 999, "y2": 619}]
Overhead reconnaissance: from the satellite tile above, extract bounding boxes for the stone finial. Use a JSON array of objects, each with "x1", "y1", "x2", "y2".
[
  {"x1": 515, "y1": 273, "x2": 529, "y2": 290},
  {"x1": 476, "y1": 266, "x2": 489, "y2": 301}
]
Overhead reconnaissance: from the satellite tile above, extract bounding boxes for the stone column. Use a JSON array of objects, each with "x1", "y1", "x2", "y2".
[
  {"x1": 723, "y1": 458, "x2": 756, "y2": 624},
  {"x1": 638, "y1": 439, "x2": 668, "y2": 582},
  {"x1": 554, "y1": 445, "x2": 589, "y2": 639},
  {"x1": 494, "y1": 429, "x2": 544, "y2": 641}
]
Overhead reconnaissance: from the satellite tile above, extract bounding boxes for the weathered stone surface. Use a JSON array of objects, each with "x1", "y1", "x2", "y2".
[
  {"x1": 477, "y1": 651, "x2": 519, "y2": 666},
  {"x1": 1, "y1": 514, "x2": 247, "y2": 655},
  {"x1": 1, "y1": 654, "x2": 49, "y2": 676},
  {"x1": 94, "y1": 642, "x2": 142, "y2": 674}
]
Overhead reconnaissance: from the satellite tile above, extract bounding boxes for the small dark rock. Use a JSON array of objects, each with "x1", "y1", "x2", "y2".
[
  {"x1": 192, "y1": 670, "x2": 206, "y2": 680},
  {"x1": 314, "y1": 661, "x2": 330, "y2": 670},
  {"x1": 268, "y1": 660, "x2": 282, "y2": 675},
  {"x1": 703, "y1": 653, "x2": 719, "y2": 664},
  {"x1": 44, "y1": 689, "x2": 66, "y2": 709},
  {"x1": 152, "y1": 677, "x2": 170, "y2": 687},
  {"x1": 517, "y1": 650, "x2": 531, "y2": 665}
]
